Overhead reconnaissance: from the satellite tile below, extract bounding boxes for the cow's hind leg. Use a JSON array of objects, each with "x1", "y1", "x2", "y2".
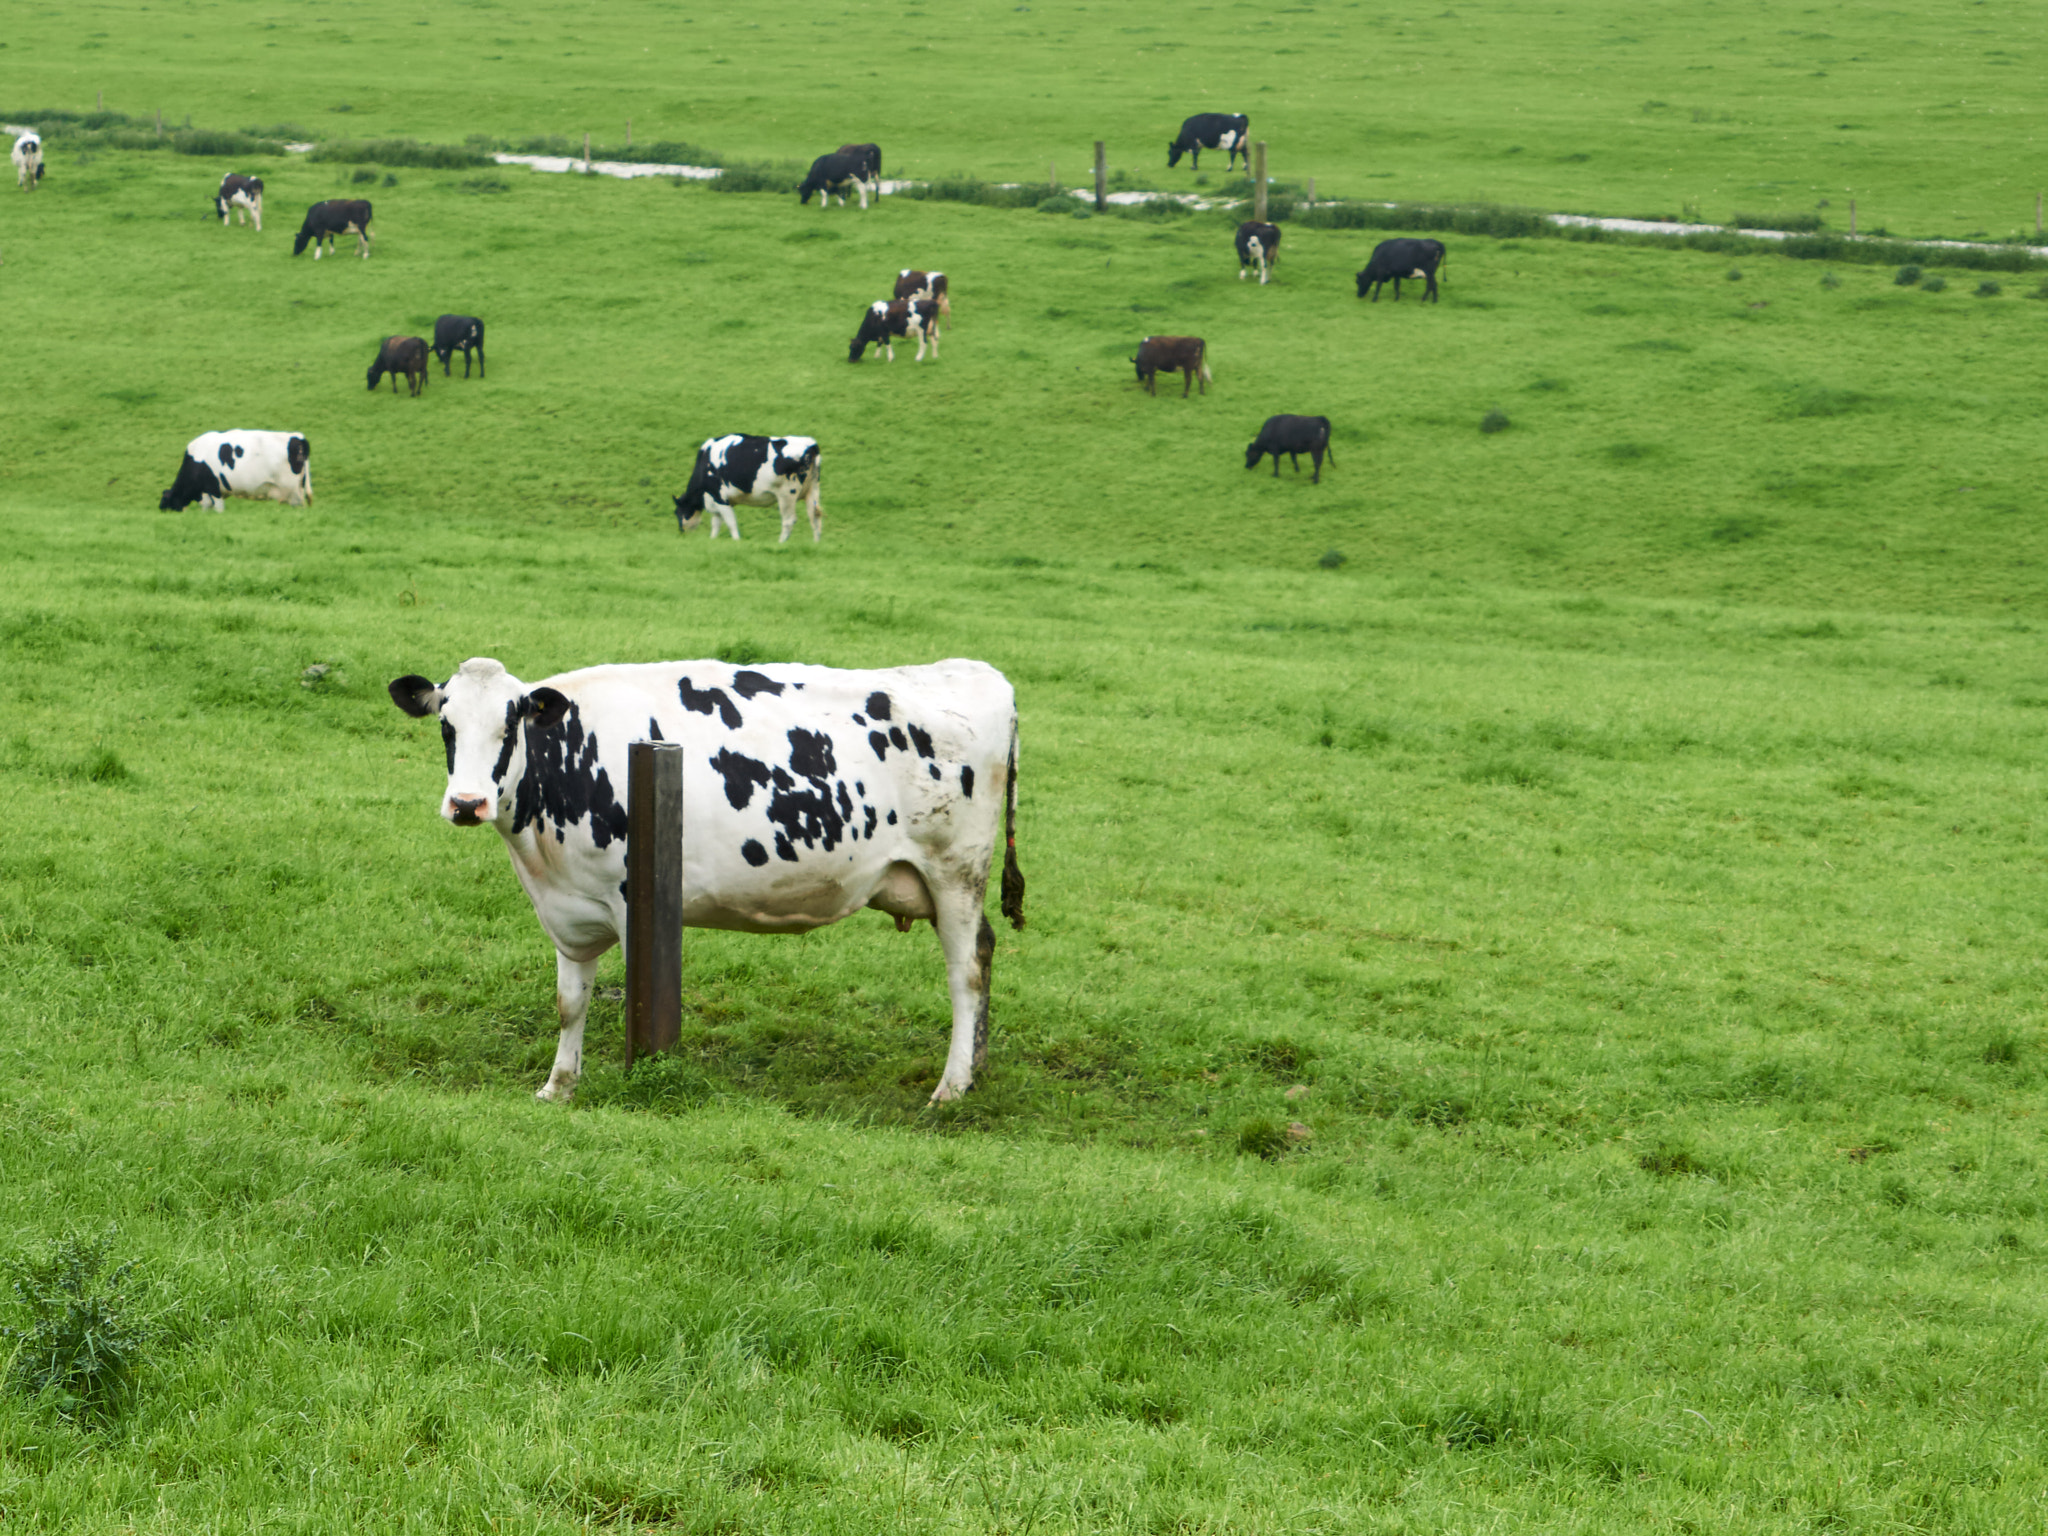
[
  {"x1": 538, "y1": 951, "x2": 600, "y2": 1102},
  {"x1": 804, "y1": 470, "x2": 823, "y2": 542},
  {"x1": 929, "y1": 884, "x2": 996, "y2": 1103},
  {"x1": 776, "y1": 489, "x2": 798, "y2": 544}
]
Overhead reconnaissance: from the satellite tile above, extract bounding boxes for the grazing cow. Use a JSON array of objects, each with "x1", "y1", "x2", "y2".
[
  {"x1": 1245, "y1": 415, "x2": 1335, "y2": 483},
  {"x1": 386, "y1": 653, "x2": 1025, "y2": 1104},
  {"x1": 12, "y1": 132, "x2": 43, "y2": 191},
  {"x1": 1355, "y1": 237, "x2": 1447, "y2": 303},
  {"x1": 848, "y1": 298, "x2": 941, "y2": 363},
  {"x1": 673, "y1": 434, "x2": 823, "y2": 543},
  {"x1": 215, "y1": 173, "x2": 263, "y2": 229},
  {"x1": 1131, "y1": 335, "x2": 1211, "y2": 398},
  {"x1": 837, "y1": 142, "x2": 882, "y2": 181},
  {"x1": 799, "y1": 151, "x2": 875, "y2": 209},
  {"x1": 293, "y1": 198, "x2": 373, "y2": 259},
  {"x1": 432, "y1": 314, "x2": 486, "y2": 378},
  {"x1": 1167, "y1": 113, "x2": 1249, "y2": 172},
  {"x1": 367, "y1": 336, "x2": 429, "y2": 396},
  {"x1": 893, "y1": 269, "x2": 951, "y2": 328},
  {"x1": 1235, "y1": 221, "x2": 1281, "y2": 284},
  {"x1": 158, "y1": 430, "x2": 311, "y2": 511}
]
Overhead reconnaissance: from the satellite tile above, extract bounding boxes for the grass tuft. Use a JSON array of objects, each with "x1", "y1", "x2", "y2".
[
  {"x1": 1, "y1": 1233, "x2": 155, "y2": 1422},
  {"x1": 1894, "y1": 264, "x2": 1923, "y2": 286},
  {"x1": 1480, "y1": 409, "x2": 1511, "y2": 434}
]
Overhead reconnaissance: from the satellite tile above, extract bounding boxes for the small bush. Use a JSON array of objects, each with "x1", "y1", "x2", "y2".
[
  {"x1": 1820, "y1": 270, "x2": 1841, "y2": 289},
  {"x1": 2, "y1": 1233, "x2": 155, "y2": 1421},
  {"x1": 1038, "y1": 194, "x2": 1081, "y2": 214},
  {"x1": 2030, "y1": 283, "x2": 2048, "y2": 301},
  {"x1": 1726, "y1": 268, "x2": 1743, "y2": 281},
  {"x1": 1894, "y1": 264, "x2": 1923, "y2": 286},
  {"x1": 1480, "y1": 409, "x2": 1510, "y2": 434},
  {"x1": 309, "y1": 137, "x2": 491, "y2": 170},
  {"x1": 708, "y1": 162, "x2": 800, "y2": 195},
  {"x1": 1237, "y1": 1119, "x2": 1291, "y2": 1159},
  {"x1": 79, "y1": 748, "x2": 129, "y2": 784},
  {"x1": 1921, "y1": 274, "x2": 1947, "y2": 293},
  {"x1": 382, "y1": 172, "x2": 398, "y2": 188},
  {"x1": 350, "y1": 166, "x2": 378, "y2": 184},
  {"x1": 1976, "y1": 279, "x2": 2003, "y2": 297},
  {"x1": 1317, "y1": 549, "x2": 1347, "y2": 570}
]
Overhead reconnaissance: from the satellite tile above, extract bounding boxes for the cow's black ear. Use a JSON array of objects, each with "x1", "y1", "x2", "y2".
[
  {"x1": 388, "y1": 675, "x2": 443, "y2": 717},
  {"x1": 525, "y1": 687, "x2": 571, "y2": 731}
]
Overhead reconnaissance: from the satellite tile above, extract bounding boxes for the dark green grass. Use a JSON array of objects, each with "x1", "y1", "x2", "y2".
[
  {"x1": 6, "y1": 0, "x2": 2048, "y2": 238},
  {"x1": 2, "y1": 156, "x2": 2047, "y2": 1530}
]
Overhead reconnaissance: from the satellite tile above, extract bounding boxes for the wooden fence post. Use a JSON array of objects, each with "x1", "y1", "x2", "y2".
[
  {"x1": 624, "y1": 740, "x2": 683, "y2": 1067},
  {"x1": 1093, "y1": 140, "x2": 1106, "y2": 211},
  {"x1": 1254, "y1": 141, "x2": 1268, "y2": 222}
]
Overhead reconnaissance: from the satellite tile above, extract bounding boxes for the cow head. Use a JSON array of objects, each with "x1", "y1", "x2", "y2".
[
  {"x1": 159, "y1": 454, "x2": 221, "y2": 512},
  {"x1": 848, "y1": 303, "x2": 887, "y2": 363},
  {"x1": 671, "y1": 449, "x2": 714, "y2": 532},
  {"x1": 1354, "y1": 270, "x2": 1370, "y2": 298},
  {"x1": 292, "y1": 220, "x2": 317, "y2": 256},
  {"x1": 388, "y1": 658, "x2": 570, "y2": 826},
  {"x1": 1167, "y1": 140, "x2": 1185, "y2": 168},
  {"x1": 366, "y1": 358, "x2": 385, "y2": 390}
]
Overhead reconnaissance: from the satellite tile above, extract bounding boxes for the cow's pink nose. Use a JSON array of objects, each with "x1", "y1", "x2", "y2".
[{"x1": 447, "y1": 796, "x2": 488, "y2": 825}]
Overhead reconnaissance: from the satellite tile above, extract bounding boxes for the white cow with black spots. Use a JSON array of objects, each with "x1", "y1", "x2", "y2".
[
  {"x1": 157, "y1": 430, "x2": 312, "y2": 510},
  {"x1": 671, "y1": 433, "x2": 823, "y2": 542},
  {"x1": 12, "y1": 132, "x2": 43, "y2": 191},
  {"x1": 388, "y1": 656, "x2": 1025, "y2": 1104}
]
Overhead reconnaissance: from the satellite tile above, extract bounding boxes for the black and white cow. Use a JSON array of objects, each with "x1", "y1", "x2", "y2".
[
  {"x1": 1245, "y1": 415, "x2": 1335, "y2": 483},
  {"x1": 215, "y1": 173, "x2": 263, "y2": 229},
  {"x1": 894, "y1": 269, "x2": 951, "y2": 327},
  {"x1": 1356, "y1": 238, "x2": 1447, "y2": 303},
  {"x1": 432, "y1": 315, "x2": 486, "y2": 378},
  {"x1": 799, "y1": 151, "x2": 875, "y2": 209},
  {"x1": 387, "y1": 655, "x2": 1025, "y2": 1103},
  {"x1": 293, "y1": 198, "x2": 373, "y2": 259},
  {"x1": 1235, "y1": 221, "x2": 1281, "y2": 284},
  {"x1": 367, "y1": 336, "x2": 429, "y2": 396},
  {"x1": 158, "y1": 430, "x2": 311, "y2": 511},
  {"x1": 849, "y1": 298, "x2": 941, "y2": 363},
  {"x1": 12, "y1": 132, "x2": 43, "y2": 191},
  {"x1": 673, "y1": 434, "x2": 823, "y2": 542},
  {"x1": 1167, "y1": 113, "x2": 1249, "y2": 172},
  {"x1": 837, "y1": 142, "x2": 882, "y2": 181}
]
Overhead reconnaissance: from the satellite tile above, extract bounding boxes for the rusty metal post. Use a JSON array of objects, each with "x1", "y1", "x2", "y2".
[
  {"x1": 624, "y1": 740, "x2": 683, "y2": 1067},
  {"x1": 1093, "y1": 140, "x2": 1106, "y2": 211}
]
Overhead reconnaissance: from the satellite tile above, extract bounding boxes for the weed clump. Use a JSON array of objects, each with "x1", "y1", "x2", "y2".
[
  {"x1": 1976, "y1": 279, "x2": 2002, "y2": 297},
  {"x1": 1480, "y1": 409, "x2": 1510, "y2": 434},
  {"x1": 1982, "y1": 1029, "x2": 2021, "y2": 1066},
  {"x1": 2, "y1": 1233, "x2": 155, "y2": 1422},
  {"x1": 1237, "y1": 1118, "x2": 1291, "y2": 1159},
  {"x1": 1726, "y1": 268, "x2": 1743, "y2": 281},
  {"x1": 1638, "y1": 1144, "x2": 1703, "y2": 1177},
  {"x1": 1894, "y1": 264, "x2": 1923, "y2": 286},
  {"x1": 1820, "y1": 270, "x2": 1841, "y2": 289},
  {"x1": 1317, "y1": 549, "x2": 1347, "y2": 570},
  {"x1": 1921, "y1": 274, "x2": 1948, "y2": 293},
  {"x1": 309, "y1": 137, "x2": 491, "y2": 170}
]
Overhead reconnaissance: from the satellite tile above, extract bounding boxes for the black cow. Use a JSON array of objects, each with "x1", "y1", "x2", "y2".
[
  {"x1": 837, "y1": 142, "x2": 882, "y2": 180},
  {"x1": 848, "y1": 298, "x2": 941, "y2": 363},
  {"x1": 293, "y1": 199, "x2": 374, "y2": 259},
  {"x1": 1132, "y1": 336, "x2": 1211, "y2": 397},
  {"x1": 799, "y1": 152, "x2": 876, "y2": 209},
  {"x1": 367, "y1": 336, "x2": 428, "y2": 396},
  {"x1": 215, "y1": 173, "x2": 263, "y2": 229},
  {"x1": 1356, "y1": 238, "x2": 1446, "y2": 303},
  {"x1": 1167, "y1": 113, "x2": 1249, "y2": 171},
  {"x1": 433, "y1": 315, "x2": 486, "y2": 378},
  {"x1": 1245, "y1": 415, "x2": 1335, "y2": 483},
  {"x1": 1235, "y1": 221, "x2": 1281, "y2": 284}
]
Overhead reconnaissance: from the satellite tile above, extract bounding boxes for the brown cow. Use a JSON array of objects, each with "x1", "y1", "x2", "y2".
[
  {"x1": 893, "y1": 269, "x2": 951, "y2": 328},
  {"x1": 1131, "y1": 336, "x2": 1211, "y2": 397},
  {"x1": 367, "y1": 336, "x2": 429, "y2": 397}
]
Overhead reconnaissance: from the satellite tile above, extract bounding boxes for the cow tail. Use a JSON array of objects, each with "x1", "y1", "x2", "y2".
[
  {"x1": 1000, "y1": 720, "x2": 1026, "y2": 930},
  {"x1": 1199, "y1": 341, "x2": 1213, "y2": 384},
  {"x1": 1439, "y1": 246, "x2": 1449, "y2": 285}
]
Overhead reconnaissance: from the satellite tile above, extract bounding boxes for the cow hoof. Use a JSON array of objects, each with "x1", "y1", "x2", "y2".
[
  {"x1": 536, "y1": 1076, "x2": 577, "y2": 1104},
  {"x1": 928, "y1": 1078, "x2": 971, "y2": 1105}
]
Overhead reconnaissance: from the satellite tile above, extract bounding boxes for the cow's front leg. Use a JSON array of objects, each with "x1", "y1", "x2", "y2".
[
  {"x1": 929, "y1": 888, "x2": 996, "y2": 1103},
  {"x1": 719, "y1": 501, "x2": 741, "y2": 540},
  {"x1": 539, "y1": 951, "x2": 600, "y2": 1102},
  {"x1": 776, "y1": 491, "x2": 798, "y2": 544}
]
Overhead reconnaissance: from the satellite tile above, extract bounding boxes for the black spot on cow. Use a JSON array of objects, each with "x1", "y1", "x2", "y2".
[
  {"x1": 788, "y1": 727, "x2": 836, "y2": 782},
  {"x1": 852, "y1": 713, "x2": 866, "y2": 726},
  {"x1": 866, "y1": 691, "x2": 892, "y2": 721},
  {"x1": 835, "y1": 780, "x2": 855, "y2": 828},
  {"x1": 216, "y1": 441, "x2": 245, "y2": 468},
  {"x1": 774, "y1": 833, "x2": 798, "y2": 862},
  {"x1": 869, "y1": 729, "x2": 891, "y2": 762},
  {"x1": 510, "y1": 700, "x2": 629, "y2": 849},
  {"x1": 679, "y1": 676, "x2": 742, "y2": 730},
  {"x1": 711, "y1": 747, "x2": 772, "y2": 810},
  {"x1": 732, "y1": 670, "x2": 785, "y2": 700},
  {"x1": 741, "y1": 839, "x2": 770, "y2": 868},
  {"x1": 440, "y1": 720, "x2": 456, "y2": 774},
  {"x1": 928, "y1": 763, "x2": 941, "y2": 780},
  {"x1": 863, "y1": 805, "x2": 878, "y2": 838},
  {"x1": 855, "y1": 781, "x2": 865, "y2": 796},
  {"x1": 887, "y1": 809, "x2": 898, "y2": 825},
  {"x1": 961, "y1": 765, "x2": 975, "y2": 798},
  {"x1": 490, "y1": 700, "x2": 520, "y2": 784},
  {"x1": 889, "y1": 727, "x2": 908, "y2": 752},
  {"x1": 907, "y1": 723, "x2": 934, "y2": 759}
]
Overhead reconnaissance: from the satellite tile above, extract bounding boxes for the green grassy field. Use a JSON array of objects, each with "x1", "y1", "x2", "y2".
[
  {"x1": 6, "y1": 0, "x2": 2048, "y2": 238},
  {"x1": 2, "y1": 10, "x2": 2047, "y2": 1533}
]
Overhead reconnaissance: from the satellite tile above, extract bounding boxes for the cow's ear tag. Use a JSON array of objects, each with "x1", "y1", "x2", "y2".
[
  {"x1": 526, "y1": 688, "x2": 571, "y2": 731},
  {"x1": 388, "y1": 675, "x2": 443, "y2": 718}
]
